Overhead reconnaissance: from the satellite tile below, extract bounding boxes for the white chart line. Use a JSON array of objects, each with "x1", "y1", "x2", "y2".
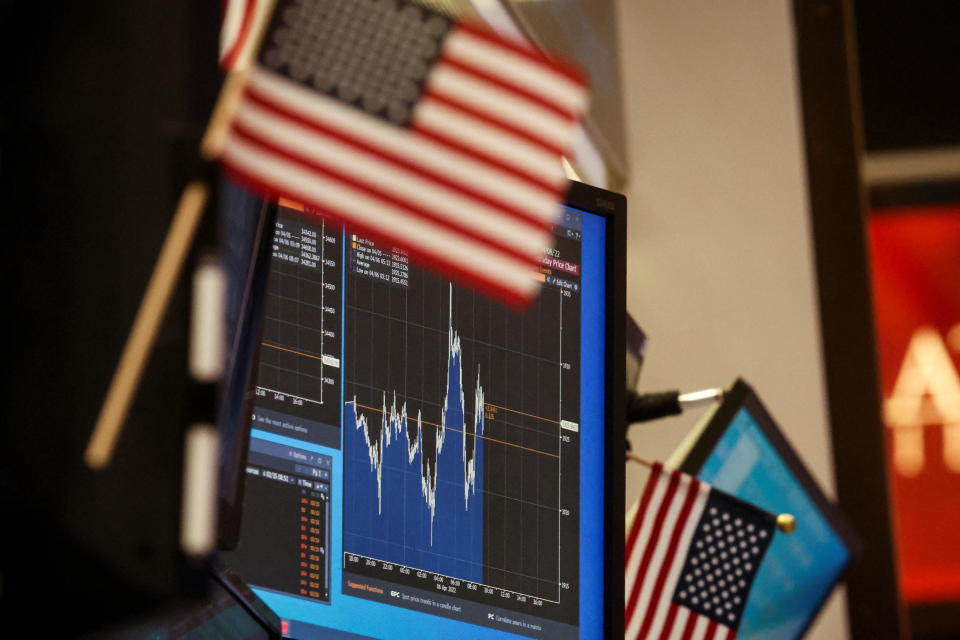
[{"x1": 346, "y1": 276, "x2": 566, "y2": 600}]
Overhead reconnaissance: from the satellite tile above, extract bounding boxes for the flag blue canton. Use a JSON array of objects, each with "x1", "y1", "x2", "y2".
[
  {"x1": 260, "y1": 0, "x2": 452, "y2": 126},
  {"x1": 672, "y1": 490, "x2": 776, "y2": 630},
  {"x1": 219, "y1": 0, "x2": 588, "y2": 306}
]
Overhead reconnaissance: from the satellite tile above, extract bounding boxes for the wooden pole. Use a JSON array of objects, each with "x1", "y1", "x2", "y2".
[
  {"x1": 84, "y1": 67, "x2": 250, "y2": 470},
  {"x1": 85, "y1": 181, "x2": 210, "y2": 469}
]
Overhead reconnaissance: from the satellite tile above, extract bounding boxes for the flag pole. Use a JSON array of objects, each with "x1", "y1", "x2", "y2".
[
  {"x1": 625, "y1": 450, "x2": 656, "y2": 468},
  {"x1": 84, "y1": 179, "x2": 211, "y2": 469},
  {"x1": 625, "y1": 451, "x2": 797, "y2": 534},
  {"x1": 85, "y1": 79, "x2": 257, "y2": 471},
  {"x1": 85, "y1": 0, "x2": 277, "y2": 469}
]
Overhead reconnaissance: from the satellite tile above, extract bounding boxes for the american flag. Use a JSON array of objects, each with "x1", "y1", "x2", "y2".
[
  {"x1": 219, "y1": 0, "x2": 588, "y2": 306},
  {"x1": 220, "y1": 0, "x2": 269, "y2": 70},
  {"x1": 625, "y1": 463, "x2": 777, "y2": 640}
]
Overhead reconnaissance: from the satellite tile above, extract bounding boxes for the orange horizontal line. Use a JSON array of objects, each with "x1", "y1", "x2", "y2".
[
  {"x1": 346, "y1": 400, "x2": 559, "y2": 459},
  {"x1": 261, "y1": 342, "x2": 324, "y2": 361},
  {"x1": 278, "y1": 197, "x2": 306, "y2": 212}
]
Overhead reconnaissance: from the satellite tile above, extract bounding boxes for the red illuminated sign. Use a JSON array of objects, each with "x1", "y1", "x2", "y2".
[{"x1": 870, "y1": 205, "x2": 960, "y2": 604}]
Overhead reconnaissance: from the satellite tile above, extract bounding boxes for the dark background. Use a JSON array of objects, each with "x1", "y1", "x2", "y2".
[
  {"x1": 1, "y1": 0, "x2": 956, "y2": 635},
  {"x1": 855, "y1": 1, "x2": 960, "y2": 151},
  {"x1": 1, "y1": 0, "x2": 221, "y2": 633},
  {"x1": 855, "y1": 3, "x2": 960, "y2": 639}
]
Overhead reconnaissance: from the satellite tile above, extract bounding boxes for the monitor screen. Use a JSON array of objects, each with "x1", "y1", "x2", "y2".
[
  {"x1": 680, "y1": 388, "x2": 853, "y2": 640},
  {"x1": 223, "y1": 191, "x2": 617, "y2": 639}
]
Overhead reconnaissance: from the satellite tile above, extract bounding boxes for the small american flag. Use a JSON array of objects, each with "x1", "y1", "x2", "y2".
[
  {"x1": 220, "y1": 0, "x2": 269, "y2": 70},
  {"x1": 219, "y1": 0, "x2": 588, "y2": 306},
  {"x1": 625, "y1": 463, "x2": 777, "y2": 640}
]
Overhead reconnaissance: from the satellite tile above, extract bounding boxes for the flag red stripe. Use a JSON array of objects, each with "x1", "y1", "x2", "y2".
[
  {"x1": 221, "y1": 0, "x2": 257, "y2": 69},
  {"x1": 635, "y1": 477, "x2": 703, "y2": 639},
  {"x1": 420, "y1": 89, "x2": 567, "y2": 157},
  {"x1": 705, "y1": 620, "x2": 719, "y2": 640},
  {"x1": 624, "y1": 470, "x2": 683, "y2": 625},
  {"x1": 454, "y1": 22, "x2": 586, "y2": 86},
  {"x1": 437, "y1": 56, "x2": 577, "y2": 121},
  {"x1": 221, "y1": 166, "x2": 534, "y2": 308},
  {"x1": 228, "y1": 123, "x2": 541, "y2": 266},
  {"x1": 626, "y1": 463, "x2": 663, "y2": 560},
  {"x1": 409, "y1": 123, "x2": 561, "y2": 194},
  {"x1": 241, "y1": 86, "x2": 555, "y2": 232},
  {"x1": 625, "y1": 464, "x2": 663, "y2": 632},
  {"x1": 679, "y1": 611, "x2": 700, "y2": 640},
  {"x1": 657, "y1": 602, "x2": 682, "y2": 640}
]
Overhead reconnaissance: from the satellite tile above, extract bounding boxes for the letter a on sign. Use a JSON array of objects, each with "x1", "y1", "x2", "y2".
[{"x1": 885, "y1": 327, "x2": 960, "y2": 476}]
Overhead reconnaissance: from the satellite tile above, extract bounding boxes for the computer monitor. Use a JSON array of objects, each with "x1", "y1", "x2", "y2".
[
  {"x1": 217, "y1": 180, "x2": 278, "y2": 550},
  {"x1": 670, "y1": 379, "x2": 856, "y2": 640},
  {"x1": 222, "y1": 181, "x2": 626, "y2": 639}
]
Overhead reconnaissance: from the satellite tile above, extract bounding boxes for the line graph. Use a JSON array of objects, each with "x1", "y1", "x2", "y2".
[
  {"x1": 347, "y1": 400, "x2": 560, "y2": 459},
  {"x1": 344, "y1": 284, "x2": 486, "y2": 581},
  {"x1": 253, "y1": 205, "x2": 342, "y2": 436},
  {"x1": 342, "y1": 230, "x2": 582, "y2": 607},
  {"x1": 347, "y1": 286, "x2": 484, "y2": 545}
]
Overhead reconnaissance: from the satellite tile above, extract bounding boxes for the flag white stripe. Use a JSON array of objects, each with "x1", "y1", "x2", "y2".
[
  {"x1": 625, "y1": 606, "x2": 643, "y2": 638},
  {"x1": 625, "y1": 472, "x2": 670, "y2": 601},
  {"x1": 414, "y1": 100, "x2": 566, "y2": 188},
  {"x1": 234, "y1": 102, "x2": 552, "y2": 254},
  {"x1": 220, "y1": 0, "x2": 271, "y2": 70},
  {"x1": 626, "y1": 474, "x2": 693, "y2": 639},
  {"x1": 247, "y1": 68, "x2": 560, "y2": 218},
  {"x1": 222, "y1": 136, "x2": 540, "y2": 297},
  {"x1": 691, "y1": 615, "x2": 710, "y2": 640},
  {"x1": 219, "y1": 0, "x2": 247, "y2": 60},
  {"x1": 428, "y1": 64, "x2": 573, "y2": 146},
  {"x1": 444, "y1": 30, "x2": 587, "y2": 113},
  {"x1": 646, "y1": 483, "x2": 711, "y2": 640},
  {"x1": 667, "y1": 607, "x2": 692, "y2": 640}
]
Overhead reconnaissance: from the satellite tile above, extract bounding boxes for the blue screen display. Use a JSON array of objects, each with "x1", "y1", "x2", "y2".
[
  {"x1": 697, "y1": 409, "x2": 850, "y2": 639},
  {"x1": 224, "y1": 205, "x2": 608, "y2": 640}
]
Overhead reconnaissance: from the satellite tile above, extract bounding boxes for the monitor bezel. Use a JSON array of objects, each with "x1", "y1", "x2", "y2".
[
  {"x1": 219, "y1": 179, "x2": 628, "y2": 639},
  {"x1": 217, "y1": 197, "x2": 278, "y2": 550},
  {"x1": 564, "y1": 179, "x2": 627, "y2": 640},
  {"x1": 677, "y1": 377, "x2": 859, "y2": 638}
]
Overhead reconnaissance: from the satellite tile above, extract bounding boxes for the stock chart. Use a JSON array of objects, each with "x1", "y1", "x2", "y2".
[{"x1": 342, "y1": 229, "x2": 583, "y2": 622}]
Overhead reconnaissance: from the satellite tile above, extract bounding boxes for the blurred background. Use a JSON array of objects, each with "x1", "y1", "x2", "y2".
[
  {"x1": 619, "y1": 2, "x2": 960, "y2": 639},
  {"x1": 3, "y1": 0, "x2": 958, "y2": 638}
]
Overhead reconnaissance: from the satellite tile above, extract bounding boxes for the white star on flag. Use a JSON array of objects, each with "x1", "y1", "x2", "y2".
[
  {"x1": 625, "y1": 463, "x2": 777, "y2": 639},
  {"x1": 218, "y1": 0, "x2": 588, "y2": 307}
]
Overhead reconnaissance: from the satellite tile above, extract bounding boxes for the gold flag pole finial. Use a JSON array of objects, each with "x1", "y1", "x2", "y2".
[{"x1": 776, "y1": 513, "x2": 797, "y2": 534}]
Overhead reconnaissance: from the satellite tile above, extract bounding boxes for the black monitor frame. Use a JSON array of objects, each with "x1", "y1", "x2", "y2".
[
  {"x1": 217, "y1": 197, "x2": 278, "y2": 549},
  {"x1": 564, "y1": 179, "x2": 627, "y2": 639},
  {"x1": 217, "y1": 178, "x2": 627, "y2": 638},
  {"x1": 676, "y1": 377, "x2": 858, "y2": 639}
]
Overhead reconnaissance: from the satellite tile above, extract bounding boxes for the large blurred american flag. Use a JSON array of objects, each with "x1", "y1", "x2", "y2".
[{"x1": 218, "y1": 0, "x2": 587, "y2": 306}]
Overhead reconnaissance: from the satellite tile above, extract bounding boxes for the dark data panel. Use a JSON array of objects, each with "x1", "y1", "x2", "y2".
[{"x1": 252, "y1": 206, "x2": 343, "y2": 448}]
